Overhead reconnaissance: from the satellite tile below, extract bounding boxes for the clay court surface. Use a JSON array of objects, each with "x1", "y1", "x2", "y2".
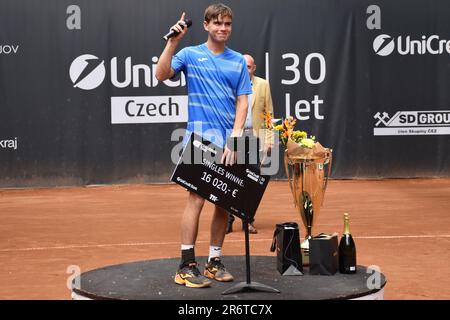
[{"x1": 0, "y1": 178, "x2": 449, "y2": 300}]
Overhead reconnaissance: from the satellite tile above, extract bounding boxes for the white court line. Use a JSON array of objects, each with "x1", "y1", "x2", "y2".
[
  {"x1": 1, "y1": 235, "x2": 449, "y2": 252},
  {"x1": 356, "y1": 235, "x2": 450, "y2": 239},
  {"x1": 0, "y1": 239, "x2": 270, "y2": 252}
]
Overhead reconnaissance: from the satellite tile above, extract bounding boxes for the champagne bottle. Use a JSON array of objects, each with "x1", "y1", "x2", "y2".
[{"x1": 339, "y1": 213, "x2": 357, "y2": 274}]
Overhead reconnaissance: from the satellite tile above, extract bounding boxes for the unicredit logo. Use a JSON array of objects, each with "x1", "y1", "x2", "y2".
[
  {"x1": 69, "y1": 54, "x2": 106, "y2": 90},
  {"x1": 70, "y1": 54, "x2": 185, "y2": 90},
  {"x1": 373, "y1": 34, "x2": 450, "y2": 56},
  {"x1": 373, "y1": 34, "x2": 395, "y2": 56}
]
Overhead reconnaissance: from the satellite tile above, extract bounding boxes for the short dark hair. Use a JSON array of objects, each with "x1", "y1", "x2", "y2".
[{"x1": 204, "y1": 3, "x2": 233, "y2": 22}]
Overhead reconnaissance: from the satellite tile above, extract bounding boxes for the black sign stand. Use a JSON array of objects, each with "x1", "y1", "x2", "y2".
[
  {"x1": 222, "y1": 136, "x2": 279, "y2": 295},
  {"x1": 222, "y1": 220, "x2": 280, "y2": 295}
]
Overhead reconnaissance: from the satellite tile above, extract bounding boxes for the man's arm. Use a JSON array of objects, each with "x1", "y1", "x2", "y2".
[
  {"x1": 155, "y1": 12, "x2": 188, "y2": 81},
  {"x1": 232, "y1": 94, "x2": 248, "y2": 138},
  {"x1": 155, "y1": 42, "x2": 177, "y2": 81},
  {"x1": 264, "y1": 81, "x2": 274, "y2": 153},
  {"x1": 221, "y1": 94, "x2": 248, "y2": 166}
]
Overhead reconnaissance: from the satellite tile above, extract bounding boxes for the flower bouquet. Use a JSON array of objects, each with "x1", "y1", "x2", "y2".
[{"x1": 263, "y1": 112, "x2": 327, "y2": 160}]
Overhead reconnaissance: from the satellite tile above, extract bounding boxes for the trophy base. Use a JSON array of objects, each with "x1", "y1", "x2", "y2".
[
  {"x1": 301, "y1": 248, "x2": 310, "y2": 266},
  {"x1": 301, "y1": 238, "x2": 310, "y2": 266}
]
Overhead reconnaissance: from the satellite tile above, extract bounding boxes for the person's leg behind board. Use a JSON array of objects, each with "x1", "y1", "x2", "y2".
[{"x1": 174, "y1": 192, "x2": 212, "y2": 288}]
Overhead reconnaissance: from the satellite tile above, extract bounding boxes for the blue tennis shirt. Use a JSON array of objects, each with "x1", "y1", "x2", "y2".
[{"x1": 172, "y1": 43, "x2": 252, "y2": 147}]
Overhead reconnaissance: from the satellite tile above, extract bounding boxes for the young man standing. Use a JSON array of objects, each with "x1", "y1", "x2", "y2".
[{"x1": 156, "y1": 4, "x2": 252, "y2": 288}]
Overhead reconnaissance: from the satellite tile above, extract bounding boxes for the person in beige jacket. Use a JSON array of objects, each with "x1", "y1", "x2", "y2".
[{"x1": 227, "y1": 53, "x2": 274, "y2": 234}]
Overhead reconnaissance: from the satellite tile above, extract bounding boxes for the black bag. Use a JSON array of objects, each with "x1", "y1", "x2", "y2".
[
  {"x1": 309, "y1": 233, "x2": 339, "y2": 275},
  {"x1": 270, "y1": 222, "x2": 303, "y2": 275}
]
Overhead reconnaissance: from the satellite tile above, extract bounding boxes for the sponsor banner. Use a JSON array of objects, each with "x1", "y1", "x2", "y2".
[
  {"x1": 374, "y1": 111, "x2": 450, "y2": 136},
  {"x1": 2, "y1": 0, "x2": 450, "y2": 186},
  {"x1": 111, "y1": 96, "x2": 188, "y2": 124}
]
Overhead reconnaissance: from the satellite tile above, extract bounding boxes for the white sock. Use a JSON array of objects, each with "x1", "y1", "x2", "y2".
[
  {"x1": 208, "y1": 246, "x2": 222, "y2": 262},
  {"x1": 181, "y1": 244, "x2": 194, "y2": 250}
]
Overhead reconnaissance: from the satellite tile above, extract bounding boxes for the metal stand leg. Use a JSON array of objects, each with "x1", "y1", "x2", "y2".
[{"x1": 222, "y1": 220, "x2": 280, "y2": 295}]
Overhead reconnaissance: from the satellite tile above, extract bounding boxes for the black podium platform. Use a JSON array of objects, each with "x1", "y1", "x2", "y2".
[{"x1": 72, "y1": 256, "x2": 386, "y2": 300}]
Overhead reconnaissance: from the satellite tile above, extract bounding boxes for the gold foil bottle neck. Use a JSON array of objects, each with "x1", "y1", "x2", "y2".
[{"x1": 343, "y1": 213, "x2": 351, "y2": 235}]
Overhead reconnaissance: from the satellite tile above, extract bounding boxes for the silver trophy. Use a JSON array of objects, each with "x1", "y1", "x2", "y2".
[{"x1": 284, "y1": 141, "x2": 332, "y2": 264}]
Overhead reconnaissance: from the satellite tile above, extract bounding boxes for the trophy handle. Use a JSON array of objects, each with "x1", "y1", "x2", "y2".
[
  {"x1": 284, "y1": 151, "x2": 295, "y2": 206},
  {"x1": 321, "y1": 149, "x2": 333, "y2": 201}
]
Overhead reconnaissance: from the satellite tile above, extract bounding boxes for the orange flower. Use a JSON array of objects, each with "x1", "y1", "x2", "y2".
[
  {"x1": 263, "y1": 111, "x2": 273, "y2": 129},
  {"x1": 283, "y1": 118, "x2": 296, "y2": 135},
  {"x1": 283, "y1": 128, "x2": 293, "y2": 139}
]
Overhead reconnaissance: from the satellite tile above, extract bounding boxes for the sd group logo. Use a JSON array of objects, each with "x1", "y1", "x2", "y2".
[{"x1": 373, "y1": 110, "x2": 450, "y2": 136}]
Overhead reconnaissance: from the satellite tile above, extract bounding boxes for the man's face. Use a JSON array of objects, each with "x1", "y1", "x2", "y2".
[
  {"x1": 244, "y1": 55, "x2": 256, "y2": 78},
  {"x1": 203, "y1": 15, "x2": 232, "y2": 43}
]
